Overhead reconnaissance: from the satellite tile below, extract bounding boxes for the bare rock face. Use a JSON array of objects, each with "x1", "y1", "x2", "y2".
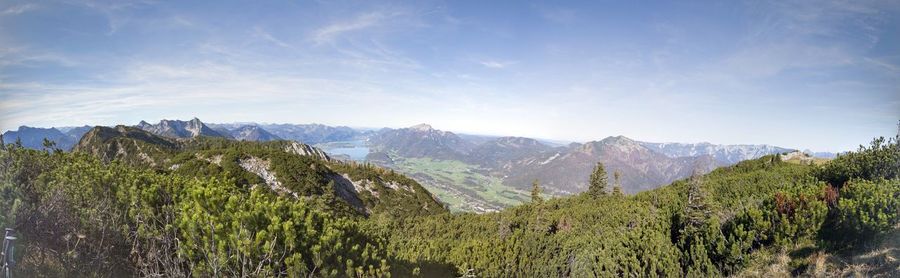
[
  {"x1": 283, "y1": 141, "x2": 332, "y2": 161},
  {"x1": 239, "y1": 157, "x2": 298, "y2": 198},
  {"x1": 328, "y1": 174, "x2": 369, "y2": 215}
]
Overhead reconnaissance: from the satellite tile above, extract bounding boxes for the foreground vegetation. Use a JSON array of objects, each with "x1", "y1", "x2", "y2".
[{"x1": 0, "y1": 134, "x2": 896, "y2": 277}]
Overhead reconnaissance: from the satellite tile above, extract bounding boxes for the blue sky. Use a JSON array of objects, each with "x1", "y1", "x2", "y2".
[{"x1": 0, "y1": 0, "x2": 898, "y2": 151}]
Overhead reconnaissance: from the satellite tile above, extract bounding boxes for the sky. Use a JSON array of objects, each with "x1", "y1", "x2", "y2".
[{"x1": 0, "y1": 0, "x2": 898, "y2": 152}]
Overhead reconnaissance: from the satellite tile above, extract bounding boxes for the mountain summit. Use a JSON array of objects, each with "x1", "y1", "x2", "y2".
[
  {"x1": 368, "y1": 124, "x2": 474, "y2": 160},
  {"x1": 136, "y1": 118, "x2": 228, "y2": 139},
  {"x1": 409, "y1": 123, "x2": 434, "y2": 132},
  {"x1": 228, "y1": 125, "x2": 281, "y2": 141}
]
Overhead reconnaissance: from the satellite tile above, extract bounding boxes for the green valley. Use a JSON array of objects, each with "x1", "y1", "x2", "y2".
[{"x1": 391, "y1": 156, "x2": 531, "y2": 212}]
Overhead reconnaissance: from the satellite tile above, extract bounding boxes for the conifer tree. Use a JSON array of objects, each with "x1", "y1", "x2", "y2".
[
  {"x1": 612, "y1": 170, "x2": 623, "y2": 196},
  {"x1": 684, "y1": 170, "x2": 709, "y2": 230},
  {"x1": 588, "y1": 162, "x2": 608, "y2": 198},
  {"x1": 42, "y1": 138, "x2": 56, "y2": 150},
  {"x1": 531, "y1": 179, "x2": 543, "y2": 203}
]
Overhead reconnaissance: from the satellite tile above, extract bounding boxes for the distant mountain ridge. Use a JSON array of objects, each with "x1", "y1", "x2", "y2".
[
  {"x1": 225, "y1": 125, "x2": 281, "y2": 141},
  {"x1": 368, "y1": 124, "x2": 475, "y2": 161},
  {"x1": 365, "y1": 125, "x2": 725, "y2": 197},
  {"x1": 639, "y1": 141, "x2": 795, "y2": 164},
  {"x1": 2, "y1": 126, "x2": 81, "y2": 151},
  {"x1": 136, "y1": 118, "x2": 228, "y2": 139},
  {"x1": 261, "y1": 123, "x2": 362, "y2": 144},
  {"x1": 499, "y1": 136, "x2": 720, "y2": 195}
]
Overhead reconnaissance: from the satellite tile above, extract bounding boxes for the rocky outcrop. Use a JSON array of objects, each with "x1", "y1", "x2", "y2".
[
  {"x1": 328, "y1": 174, "x2": 369, "y2": 214},
  {"x1": 239, "y1": 157, "x2": 298, "y2": 198},
  {"x1": 283, "y1": 141, "x2": 332, "y2": 161}
]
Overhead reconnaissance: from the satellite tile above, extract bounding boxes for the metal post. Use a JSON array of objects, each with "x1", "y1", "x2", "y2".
[{"x1": 1, "y1": 228, "x2": 14, "y2": 278}]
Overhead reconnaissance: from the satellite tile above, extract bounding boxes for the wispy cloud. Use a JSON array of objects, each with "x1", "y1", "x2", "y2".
[
  {"x1": 311, "y1": 12, "x2": 387, "y2": 44},
  {"x1": 0, "y1": 47, "x2": 78, "y2": 68},
  {"x1": 0, "y1": 3, "x2": 38, "y2": 16},
  {"x1": 253, "y1": 27, "x2": 293, "y2": 49},
  {"x1": 479, "y1": 60, "x2": 516, "y2": 69},
  {"x1": 78, "y1": 0, "x2": 157, "y2": 34}
]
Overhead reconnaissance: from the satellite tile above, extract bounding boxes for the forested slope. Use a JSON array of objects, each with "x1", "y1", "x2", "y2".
[{"x1": 0, "y1": 135, "x2": 896, "y2": 277}]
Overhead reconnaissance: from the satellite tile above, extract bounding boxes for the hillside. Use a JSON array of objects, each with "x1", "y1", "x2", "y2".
[
  {"x1": 380, "y1": 136, "x2": 899, "y2": 276},
  {"x1": 466, "y1": 136, "x2": 554, "y2": 168},
  {"x1": 74, "y1": 125, "x2": 182, "y2": 167},
  {"x1": 2, "y1": 133, "x2": 897, "y2": 277},
  {"x1": 2, "y1": 120, "x2": 813, "y2": 213},
  {"x1": 73, "y1": 125, "x2": 445, "y2": 218}
]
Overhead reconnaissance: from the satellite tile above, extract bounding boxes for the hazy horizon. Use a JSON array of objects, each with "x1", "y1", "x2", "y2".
[{"x1": 1, "y1": 1, "x2": 899, "y2": 152}]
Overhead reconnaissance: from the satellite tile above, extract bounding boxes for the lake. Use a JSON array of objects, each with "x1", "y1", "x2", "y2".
[{"x1": 316, "y1": 140, "x2": 370, "y2": 161}]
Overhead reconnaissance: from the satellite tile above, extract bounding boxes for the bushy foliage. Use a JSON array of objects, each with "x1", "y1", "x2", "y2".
[
  {"x1": 816, "y1": 136, "x2": 899, "y2": 187},
  {"x1": 0, "y1": 145, "x2": 391, "y2": 277},
  {"x1": 829, "y1": 178, "x2": 899, "y2": 246}
]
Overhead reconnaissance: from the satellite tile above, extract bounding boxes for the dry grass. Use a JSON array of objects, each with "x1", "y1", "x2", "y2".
[{"x1": 732, "y1": 229, "x2": 898, "y2": 277}]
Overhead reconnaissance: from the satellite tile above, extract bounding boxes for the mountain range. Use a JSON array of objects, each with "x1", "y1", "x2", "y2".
[
  {"x1": 367, "y1": 124, "x2": 474, "y2": 161},
  {"x1": 136, "y1": 118, "x2": 228, "y2": 139},
  {"x1": 639, "y1": 142, "x2": 794, "y2": 165},
  {"x1": 211, "y1": 125, "x2": 282, "y2": 141},
  {"x1": 1, "y1": 125, "x2": 92, "y2": 151},
  {"x1": 4, "y1": 118, "x2": 831, "y2": 212},
  {"x1": 258, "y1": 123, "x2": 363, "y2": 144},
  {"x1": 494, "y1": 136, "x2": 721, "y2": 195}
]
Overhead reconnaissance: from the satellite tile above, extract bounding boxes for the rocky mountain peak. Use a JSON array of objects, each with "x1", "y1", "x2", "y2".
[
  {"x1": 409, "y1": 123, "x2": 434, "y2": 132},
  {"x1": 601, "y1": 135, "x2": 637, "y2": 144},
  {"x1": 136, "y1": 118, "x2": 227, "y2": 139},
  {"x1": 495, "y1": 136, "x2": 543, "y2": 148}
]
